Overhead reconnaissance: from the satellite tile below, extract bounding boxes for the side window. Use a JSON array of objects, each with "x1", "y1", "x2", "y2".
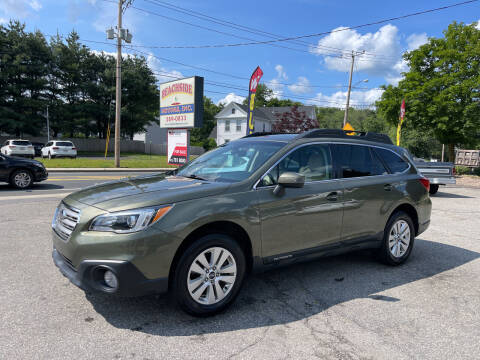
[
  {"x1": 260, "y1": 144, "x2": 332, "y2": 186},
  {"x1": 374, "y1": 148, "x2": 409, "y2": 174},
  {"x1": 333, "y1": 144, "x2": 388, "y2": 178}
]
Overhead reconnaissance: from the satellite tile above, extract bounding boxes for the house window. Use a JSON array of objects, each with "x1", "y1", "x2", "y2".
[
  {"x1": 225, "y1": 120, "x2": 230, "y2": 132},
  {"x1": 225, "y1": 139, "x2": 230, "y2": 143},
  {"x1": 236, "y1": 120, "x2": 241, "y2": 132},
  {"x1": 232, "y1": 108, "x2": 236, "y2": 114}
]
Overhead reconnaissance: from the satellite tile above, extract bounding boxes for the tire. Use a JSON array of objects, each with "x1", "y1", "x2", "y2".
[
  {"x1": 378, "y1": 211, "x2": 415, "y2": 265},
  {"x1": 10, "y1": 169, "x2": 33, "y2": 189},
  {"x1": 48, "y1": 152, "x2": 55, "y2": 160},
  {"x1": 173, "y1": 234, "x2": 246, "y2": 317},
  {"x1": 429, "y1": 184, "x2": 439, "y2": 195}
]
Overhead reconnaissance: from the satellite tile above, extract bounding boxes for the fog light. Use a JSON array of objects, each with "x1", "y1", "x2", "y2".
[{"x1": 104, "y1": 270, "x2": 118, "y2": 289}]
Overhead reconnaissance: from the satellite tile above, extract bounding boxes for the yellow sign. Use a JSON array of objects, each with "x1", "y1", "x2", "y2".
[{"x1": 343, "y1": 122, "x2": 355, "y2": 135}]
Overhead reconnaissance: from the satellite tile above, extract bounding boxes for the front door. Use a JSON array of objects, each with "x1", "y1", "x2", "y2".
[{"x1": 255, "y1": 143, "x2": 344, "y2": 261}]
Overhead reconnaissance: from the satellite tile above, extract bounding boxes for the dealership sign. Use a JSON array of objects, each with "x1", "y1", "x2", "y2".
[
  {"x1": 160, "y1": 76, "x2": 204, "y2": 128},
  {"x1": 167, "y1": 129, "x2": 188, "y2": 166}
]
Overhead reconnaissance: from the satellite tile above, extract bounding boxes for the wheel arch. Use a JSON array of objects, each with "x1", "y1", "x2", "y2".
[
  {"x1": 168, "y1": 220, "x2": 253, "y2": 289},
  {"x1": 388, "y1": 203, "x2": 419, "y2": 235}
]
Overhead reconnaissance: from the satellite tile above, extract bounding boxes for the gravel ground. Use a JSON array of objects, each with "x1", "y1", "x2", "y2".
[
  {"x1": 1, "y1": 186, "x2": 479, "y2": 359},
  {"x1": 456, "y1": 175, "x2": 480, "y2": 188}
]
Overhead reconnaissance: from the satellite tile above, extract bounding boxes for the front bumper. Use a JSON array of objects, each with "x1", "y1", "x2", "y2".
[
  {"x1": 52, "y1": 247, "x2": 168, "y2": 297},
  {"x1": 428, "y1": 177, "x2": 456, "y2": 185}
]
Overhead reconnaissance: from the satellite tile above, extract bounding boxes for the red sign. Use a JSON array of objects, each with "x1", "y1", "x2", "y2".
[
  {"x1": 246, "y1": 66, "x2": 264, "y2": 135},
  {"x1": 249, "y1": 66, "x2": 263, "y2": 93},
  {"x1": 400, "y1": 99, "x2": 405, "y2": 120}
]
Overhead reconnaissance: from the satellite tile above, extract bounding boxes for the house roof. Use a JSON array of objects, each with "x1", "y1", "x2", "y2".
[{"x1": 216, "y1": 102, "x2": 316, "y2": 123}]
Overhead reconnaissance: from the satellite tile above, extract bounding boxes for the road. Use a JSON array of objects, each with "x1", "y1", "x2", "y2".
[{"x1": 0, "y1": 178, "x2": 479, "y2": 359}]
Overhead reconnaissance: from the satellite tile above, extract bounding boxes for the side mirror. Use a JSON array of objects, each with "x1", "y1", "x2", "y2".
[{"x1": 273, "y1": 172, "x2": 305, "y2": 195}]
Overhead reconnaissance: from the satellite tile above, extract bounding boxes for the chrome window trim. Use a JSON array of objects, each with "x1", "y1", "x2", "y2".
[{"x1": 252, "y1": 141, "x2": 411, "y2": 190}]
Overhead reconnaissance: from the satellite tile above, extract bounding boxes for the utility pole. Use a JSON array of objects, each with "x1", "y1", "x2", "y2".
[
  {"x1": 107, "y1": 0, "x2": 133, "y2": 167},
  {"x1": 343, "y1": 50, "x2": 365, "y2": 127},
  {"x1": 114, "y1": 0, "x2": 123, "y2": 168},
  {"x1": 46, "y1": 105, "x2": 50, "y2": 142}
]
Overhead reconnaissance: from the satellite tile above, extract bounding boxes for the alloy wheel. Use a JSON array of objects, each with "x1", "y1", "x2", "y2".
[
  {"x1": 388, "y1": 220, "x2": 411, "y2": 258},
  {"x1": 14, "y1": 172, "x2": 31, "y2": 188},
  {"x1": 187, "y1": 247, "x2": 237, "y2": 305}
]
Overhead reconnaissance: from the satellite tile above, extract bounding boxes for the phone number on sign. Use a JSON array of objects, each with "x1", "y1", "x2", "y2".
[{"x1": 165, "y1": 115, "x2": 189, "y2": 123}]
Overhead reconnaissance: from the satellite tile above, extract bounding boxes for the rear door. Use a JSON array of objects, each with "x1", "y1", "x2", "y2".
[
  {"x1": 332, "y1": 144, "x2": 403, "y2": 243},
  {"x1": 256, "y1": 143, "x2": 344, "y2": 260},
  {"x1": 0, "y1": 155, "x2": 9, "y2": 181}
]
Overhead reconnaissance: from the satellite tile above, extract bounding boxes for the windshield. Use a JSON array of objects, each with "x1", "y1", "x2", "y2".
[
  {"x1": 177, "y1": 140, "x2": 286, "y2": 183},
  {"x1": 56, "y1": 142, "x2": 73, "y2": 147}
]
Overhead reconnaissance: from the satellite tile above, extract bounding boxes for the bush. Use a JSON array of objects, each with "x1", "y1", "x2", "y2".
[
  {"x1": 202, "y1": 138, "x2": 217, "y2": 151},
  {"x1": 455, "y1": 166, "x2": 480, "y2": 176}
]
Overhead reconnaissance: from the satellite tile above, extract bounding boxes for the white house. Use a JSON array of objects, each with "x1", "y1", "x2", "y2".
[{"x1": 214, "y1": 102, "x2": 316, "y2": 145}]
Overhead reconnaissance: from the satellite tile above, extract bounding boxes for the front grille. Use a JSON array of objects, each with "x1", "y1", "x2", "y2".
[{"x1": 53, "y1": 203, "x2": 81, "y2": 241}]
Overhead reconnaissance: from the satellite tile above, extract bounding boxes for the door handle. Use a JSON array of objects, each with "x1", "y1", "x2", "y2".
[
  {"x1": 384, "y1": 184, "x2": 393, "y2": 191},
  {"x1": 326, "y1": 191, "x2": 338, "y2": 201}
]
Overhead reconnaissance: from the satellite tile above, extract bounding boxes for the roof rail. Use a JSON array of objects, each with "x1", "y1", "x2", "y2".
[
  {"x1": 299, "y1": 129, "x2": 393, "y2": 145},
  {"x1": 242, "y1": 132, "x2": 285, "y2": 138}
]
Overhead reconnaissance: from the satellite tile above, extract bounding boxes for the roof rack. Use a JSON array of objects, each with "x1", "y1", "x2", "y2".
[{"x1": 299, "y1": 129, "x2": 393, "y2": 145}]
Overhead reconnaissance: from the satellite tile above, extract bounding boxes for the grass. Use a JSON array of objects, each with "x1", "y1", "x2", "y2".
[{"x1": 38, "y1": 154, "x2": 177, "y2": 168}]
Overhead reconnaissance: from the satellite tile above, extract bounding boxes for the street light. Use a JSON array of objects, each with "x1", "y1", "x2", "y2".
[{"x1": 353, "y1": 79, "x2": 369, "y2": 87}]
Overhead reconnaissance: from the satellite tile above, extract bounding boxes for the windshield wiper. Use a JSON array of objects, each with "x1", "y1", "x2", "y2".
[{"x1": 183, "y1": 174, "x2": 209, "y2": 181}]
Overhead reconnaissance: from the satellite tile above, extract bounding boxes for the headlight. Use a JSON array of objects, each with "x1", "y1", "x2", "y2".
[{"x1": 89, "y1": 205, "x2": 173, "y2": 233}]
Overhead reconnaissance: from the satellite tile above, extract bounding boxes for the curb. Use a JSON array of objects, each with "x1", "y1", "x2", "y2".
[{"x1": 46, "y1": 168, "x2": 173, "y2": 173}]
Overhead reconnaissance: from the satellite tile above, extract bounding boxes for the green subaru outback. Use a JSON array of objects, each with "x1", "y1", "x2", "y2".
[{"x1": 52, "y1": 130, "x2": 431, "y2": 316}]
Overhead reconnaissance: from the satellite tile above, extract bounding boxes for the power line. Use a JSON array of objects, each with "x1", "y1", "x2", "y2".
[{"x1": 138, "y1": 0, "x2": 477, "y2": 55}]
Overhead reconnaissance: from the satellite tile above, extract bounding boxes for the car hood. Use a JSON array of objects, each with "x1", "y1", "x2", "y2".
[{"x1": 64, "y1": 173, "x2": 231, "y2": 211}]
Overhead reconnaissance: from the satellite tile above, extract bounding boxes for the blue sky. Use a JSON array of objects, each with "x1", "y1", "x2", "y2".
[{"x1": 1, "y1": 0, "x2": 479, "y2": 108}]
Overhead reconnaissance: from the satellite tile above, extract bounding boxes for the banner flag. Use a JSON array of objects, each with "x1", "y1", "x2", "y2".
[
  {"x1": 246, "y1": 66, "x2": 264, "y2": 135},
  {"x1": 396, "y1": 99, "x2": 406, "y2": 146}
]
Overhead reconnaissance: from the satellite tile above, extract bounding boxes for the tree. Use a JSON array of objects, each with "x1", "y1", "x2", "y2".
[
  {"x1": 0, "y1": 21, "x2": 51, "y2": 136},
  {"x1": 241, "y1": 83, "x2": 302, "y2": 108},
  {"x1": 190, "y1": 96, "x2": 222, "y2": 146},
  {"x1": 376, "y1": 22, "x2": 480, "y2": 161},
  {"x1": 272, "y1": 105, "x2": 318, "y2": 133}
]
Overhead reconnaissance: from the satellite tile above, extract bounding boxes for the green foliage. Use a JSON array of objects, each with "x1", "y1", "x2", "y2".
[
  {"x1": 0, "y1": 22, "x2": 158, "y2": 139},
  {"x1": 242, "y1": 84, "x2": 302, "y2": 108},
  {"x1": 202, "y1": 138, "x2": 217, "y2": 151},
  {"x1": 455, "y1": 165, "x2": 471, "y2": 175},
  {"x1": 190, "y1": 96, "x2": 223, "y2": 144},
  {"x1": 376, "y1": 22, "x2": 480, "y2": 161}
]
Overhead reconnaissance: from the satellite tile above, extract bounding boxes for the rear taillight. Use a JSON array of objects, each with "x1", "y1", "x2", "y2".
[
  {"x1": 419, "y1": 177, "x2": 430, "y2": 192},
  {"x1": 9, "y1": 145, "x2": 16, "y2": 148},
  {"x1": 452, "y1": 167, "x2": 456, "y2": 175},
  {"x1": 52, "y1": 146, "x2": 59, "y2": 150},
  {"x1": 71, "y1": 147, "x2": 76, "y2": 150}
]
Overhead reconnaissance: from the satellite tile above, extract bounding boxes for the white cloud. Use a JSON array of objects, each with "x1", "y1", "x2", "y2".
[
  {"x1": 311, "y1": 24, "x2": 401, "y2": 76},
  {"x1": 144, "y1": 52, "x2": 184, "y2": 83},
  {"x1": 310, "y1": 24, "x2": 430, "y2": 85},
  {"x1": 0, "y1": 17, "x2": 7, "y2": 24},
  {"x1": 288, "y1": 76, "x2": 311, "y2": 94},
  {"x1": 406, "y1": 33, "x2": 428, "y2": 51},
  {"x1": 0, "y1": 0, "x2": 42, "y2": 19},
  {"x1": 476, "y1": 20, "x2": 480, "y2": 30},
  {"x1": 217, "y1": 93, "x2": 246, "y2": 106},
  {"x1": 264, "y1": 64, "x2": 288, "y2": 97},
  {"x1": 88, "y1": 0, "x2": 140, "y2": 34},
  {"x1": 308, "y1": 89, "x2": 384, "y2": 109}
]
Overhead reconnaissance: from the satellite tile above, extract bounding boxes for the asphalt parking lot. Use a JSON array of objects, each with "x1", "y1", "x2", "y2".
[{"x1": 1, "y1": 180, "x2": 479, "y2": 359}]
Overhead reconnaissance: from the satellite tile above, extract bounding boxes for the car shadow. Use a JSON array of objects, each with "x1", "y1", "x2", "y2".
[
  {"x1": 84, "y1": 239, "x2": 479, "y2": 336},
  {"x1": 0, "y1": 183, "x2": 64, "y2": 191},
  {"x1": 431, "y1": 191, "x2": 473, "y2": 199}
]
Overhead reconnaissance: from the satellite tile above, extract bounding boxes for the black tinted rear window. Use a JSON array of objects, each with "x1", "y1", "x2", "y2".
[
  {"x1": 333, "y1": 144, "x2": 387, "y2": 178},
  {"x1": 12, "y1": 141, "x2": 31, "y2": 146},
  {"x1": 56, "y1": 142, "x2": 73, "y2": 147},
  {"x1": 375, "y1": 148, "x2": 409, "y2": 173}
]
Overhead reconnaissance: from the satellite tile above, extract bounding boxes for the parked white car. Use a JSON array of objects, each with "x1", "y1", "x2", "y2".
[
  {"x1": 1, "y1": 140, "x2": 35, "y2": 158},
  {"x1": 41, "y1": 141, "x2": 77, "y2": 159}
]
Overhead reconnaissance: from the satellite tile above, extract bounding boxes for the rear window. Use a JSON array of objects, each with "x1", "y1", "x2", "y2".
[
  {"x1": 333, "y1": 144, "x2": 388, "y2": 178},
  {"x1": 12, "y1": 141, "x2": 31, "y2": 146},
  {"x1": 374, "y1": 148, "x2": 409, "y2": 174},
  {"x1": 55, "y1": 142, "x2": 74, "y2": 147}
]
